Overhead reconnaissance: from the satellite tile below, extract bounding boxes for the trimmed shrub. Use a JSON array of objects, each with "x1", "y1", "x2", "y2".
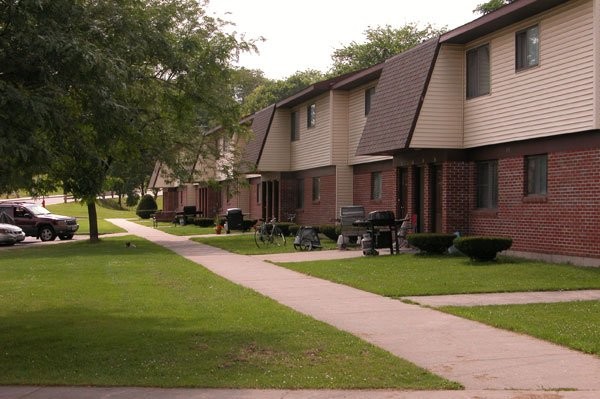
[
  {"x1": 242, "y1": 219, "x2": 258, "y2": 232},
  {"x1": 407, "y1": 233, "x2": 456, "y2": 254},
  {"x1": 194, "y1": 218, "x2": 214, "y2": 227},
  {"x1": 454, "y1": 236, "x2": 513, "y2": 261},
  {"x1": 136, "y1": 194, "x2": 157, "y2": 219},
  {"x1": 319, "y1": 224, "x2": 341, "y2": 241},
  {"x1": 288, "y1": 224, "x2": 300, "y2": 237},
  {"x1": 126, "y1": 192, "x2": 140, "y2": 207},
  {"x1": 276, "y1": 222, "x2": 295, "y2": 236}
]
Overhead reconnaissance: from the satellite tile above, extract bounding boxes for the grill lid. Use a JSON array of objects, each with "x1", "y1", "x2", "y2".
[{"x1": 367, "y1": 210, "x2": 395, "y2": 221}]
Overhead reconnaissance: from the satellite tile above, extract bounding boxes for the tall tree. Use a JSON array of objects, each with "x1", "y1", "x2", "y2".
[
  {"x1": 473, "y1": 0, "x2": 516, "y2": 15},
  {"x1": 0, "y1": 0, "x2": 255, "y2": 240},
  {"x1": 330, "y1": 23, "x2": 446, "y2": 75},
  {"x1": 241, "y1": 69, "x2": 325, "y2": 115}
]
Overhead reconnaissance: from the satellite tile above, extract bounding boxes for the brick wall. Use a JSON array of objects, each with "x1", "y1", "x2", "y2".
[
  {"x1": 442, "y1": 161, "x2": 471, "y2": 234},
  {"x1": 353, "y1": 161, "x2": 396, "y2": 216},
  {"x1": 468, "y1": 149, "x2": 600, "y2": 259},
  {"x1": 291, "y1": 173, "x2": 337, "y2": 225}
]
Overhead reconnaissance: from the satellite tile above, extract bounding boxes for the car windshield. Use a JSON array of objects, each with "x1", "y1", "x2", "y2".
[{"x1": 27, "y1": 205, "x2": 52, "y2": 216}]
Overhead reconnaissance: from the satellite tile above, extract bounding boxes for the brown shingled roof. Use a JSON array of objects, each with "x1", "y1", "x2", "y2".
[
  {"x1": 241, "y1": 104, "x2": 276, "y2": 171},
  {"x1": 356, "y1": 38, "x2": 439, "y2": 156}
]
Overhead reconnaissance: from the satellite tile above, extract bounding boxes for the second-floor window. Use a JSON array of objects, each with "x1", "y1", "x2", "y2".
[
  {"x1": 307, "y1": 103, "x2": 316, "y2": 128},
  {"x1": 477, "y1": 160, "x2": 498, "y2": 209},
  {"x1": 466, "y1": 44, "x2": 490, "y2": 99},
  {"x1": 312, "y1": 177, "x2": 320, "y2": 201},
  {"x1": 365, "y1": 87, "x2": 375, "y2": 116},
  {"x1": 371, "y1": 171, "x2": 382, "y2": 200},
  {"x1": 516, "y1": 25, "x2": 539, "y2": 71},
  {"x1": 526, "y1": 154, "x2": 547, "y2": 195},
  {"x1": 291, "y1": 111, "x2": 299, "y2": 141}
]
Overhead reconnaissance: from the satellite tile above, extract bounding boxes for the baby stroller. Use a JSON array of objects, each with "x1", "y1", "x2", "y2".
[{"x1": 293, "y1": 226, "x2": 322, "y2": 251}]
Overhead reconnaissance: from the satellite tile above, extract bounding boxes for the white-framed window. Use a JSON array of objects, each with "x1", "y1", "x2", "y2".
[
  {"x1": 516, "y1": 25, "x2": 539, "y2": 71},
  {"x1": 467, "y1": 44, "x2": 490, "y2": 99}
]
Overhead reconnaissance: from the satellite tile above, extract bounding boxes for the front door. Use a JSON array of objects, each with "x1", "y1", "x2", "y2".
[
  {"x1": 412, "y1": 167, "x2": 423, "y2": 233},
  {"x1": 261, "y1": 180, "x2": 280, "y2": 221},
  {"x1": 396, "y1": 168, "x2": 408, "y2": 219}
]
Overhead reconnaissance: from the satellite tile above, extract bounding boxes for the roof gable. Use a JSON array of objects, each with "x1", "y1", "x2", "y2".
[
  {"x1": 241, "y1": 104, "x2": 276, "y2": 170},
  {"x1": 356, "y1": 38, "x2": 439, "y2": 156}
]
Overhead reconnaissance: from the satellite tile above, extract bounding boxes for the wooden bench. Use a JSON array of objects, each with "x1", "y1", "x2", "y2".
[{"x1": 151, "y1": 211, "x2": 176, "y2": 228}]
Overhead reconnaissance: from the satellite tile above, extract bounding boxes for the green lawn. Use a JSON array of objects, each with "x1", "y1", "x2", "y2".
[
  {"x1": 47, "y1": 199, "x2": 138, "y2": 235},
  {"x1": 192, "y1": 233, "x2": 338, "y2": 255},
  {"x1": 276, "y1": 254, "x2": 600, "y2": 296},
  {"x1": 0, "y1": 237, "x2": 458, "y2": 389},
  {"x1": 443, "y1": 301, "x2": 600, "y2": 356}
]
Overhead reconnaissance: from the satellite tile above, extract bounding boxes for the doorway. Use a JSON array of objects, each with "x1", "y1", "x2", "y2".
[{"x1": 431, "y1": 165, "x2": 443, "y2": 233}]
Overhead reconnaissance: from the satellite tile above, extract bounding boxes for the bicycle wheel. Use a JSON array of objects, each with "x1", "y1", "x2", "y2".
[
  {"x1": 254, "y1": 228, "x2": 267, "y2": 248},
  {"x1": 271, "y1": 226, "x2": 286, "y2": 247}
]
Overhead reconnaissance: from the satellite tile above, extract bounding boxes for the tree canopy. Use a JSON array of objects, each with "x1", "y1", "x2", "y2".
[
  {"x1": 0, "y1": 0, "x2": 255, "y2": 239},
  {"x1": 473, "y1": 0, "x2": 516, "y2": 15},
  {"x1": 241, "y1": 69, "x2": 325, "y2": 115},
  {"x1": 329, "y1": 23, "x2": 446, "y2": 75}
]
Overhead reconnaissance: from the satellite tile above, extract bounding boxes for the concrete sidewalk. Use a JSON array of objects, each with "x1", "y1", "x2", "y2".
[
  {"x1": 106, "y1": 219, "x2": 600, "y2": 393},
  {"x1": 3, "y1": 386, "x2": 600, "y2": 399}
]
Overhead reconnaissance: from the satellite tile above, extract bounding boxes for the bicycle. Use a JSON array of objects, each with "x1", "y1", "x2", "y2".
[{"x1": 254, "y1": 218, "x2": 286, "y2": 248}]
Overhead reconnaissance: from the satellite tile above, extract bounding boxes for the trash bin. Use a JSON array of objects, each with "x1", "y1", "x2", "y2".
[{"x1": 226, "y1": 208, "x2": 243, "y2": 233}]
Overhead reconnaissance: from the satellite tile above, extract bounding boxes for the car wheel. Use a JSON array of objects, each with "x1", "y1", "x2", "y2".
[
  {"x1": 58, "y1": 234, "x2": 74, "y2": 240},
  {"x1": 39, "y1": 226, "x2": 56, "y2": 242}
]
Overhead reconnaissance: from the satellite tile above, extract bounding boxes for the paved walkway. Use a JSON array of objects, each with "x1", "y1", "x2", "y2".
[{"x1": 3, "y1": 220, "x2": 599, "y2": 399}]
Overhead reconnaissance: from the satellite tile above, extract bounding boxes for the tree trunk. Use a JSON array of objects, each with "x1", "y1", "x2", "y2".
[{"x1": 87, "y1": 201, "x2": 99, "y2": 242}]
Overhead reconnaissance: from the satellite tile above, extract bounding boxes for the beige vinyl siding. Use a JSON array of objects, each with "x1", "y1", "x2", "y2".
[
  {"x1": 411, "y1": 45, "x2": 464, "y2": 148},
  {"x1": 464, "y1": 0, "x2": 594, "y2": 148},
  {"x1": 336, "y1": 165, "x2": 354, "y2": 213},
  {"x1": 330, "y1": 91, "x2": 349, "y2": 165},
  {"x1": 258, "y1": 109, "x2": 291, "y2": 172},
  {"x1": 348, "y1": 82, "x2": 392, "y2": 165},
  {"x1": 291, "y1": 94, "x2": 332, "y2": 170}
]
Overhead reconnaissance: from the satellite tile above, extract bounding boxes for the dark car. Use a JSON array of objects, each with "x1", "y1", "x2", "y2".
[{"x1": 0, "y1": 201, "x2": 79, "y2": 241}]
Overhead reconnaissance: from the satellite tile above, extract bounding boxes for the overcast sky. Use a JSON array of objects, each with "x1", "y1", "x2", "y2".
[{"x1": 207, "y1": 0, "x2": 483, "y2": 79}]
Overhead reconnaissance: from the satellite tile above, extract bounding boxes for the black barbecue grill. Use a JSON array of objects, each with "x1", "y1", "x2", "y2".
[{"x1": 353, "y1": 210, "x2": 404, "y2": 255}]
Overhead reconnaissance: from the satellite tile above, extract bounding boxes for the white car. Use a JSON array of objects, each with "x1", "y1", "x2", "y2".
[{"x1": 0, "y1": 223, "x2": 26, "y2": 245}]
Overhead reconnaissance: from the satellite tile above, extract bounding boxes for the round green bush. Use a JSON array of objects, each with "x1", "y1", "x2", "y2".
[
  {"x1": 318, "y1": 224, "x2": 341, "y2": 241},
  {"x1": 407, "y1": 233, "x2": 456, "y2": 254},
  {"x1": 194, "y1": 218, "x2": 214, "y2": 227},
  {"x1": 453, "y1": 236, "x2": 513, "y2": 261},
  {"x1": 126, "y1": 192, "x2": 140, "y2": 207},
  {"x1": 136, "y1": 194, "x2": 158, "y2": 219}
]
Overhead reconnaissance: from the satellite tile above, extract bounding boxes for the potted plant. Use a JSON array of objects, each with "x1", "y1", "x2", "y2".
[{"x1": 214, "y1": 215, "x2": 223, "y2": 234}]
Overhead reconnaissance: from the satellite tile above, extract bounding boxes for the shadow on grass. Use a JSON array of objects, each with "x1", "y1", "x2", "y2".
[{"x1": 0, "y1": 306, "x2": 283, "y2": 387}]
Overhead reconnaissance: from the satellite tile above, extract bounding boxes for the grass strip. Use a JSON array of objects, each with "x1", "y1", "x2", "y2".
[
  {"x1": 0, "y1": 236, "x2": 458, "y2": 389},
  {"x1": 275, "y1": 254, "x2": 600, "y2": 296},
  {"x1": 193, "y1": 234, "x2": 338, "y2": 255},
  {"x1": 441, "y1": 301, "x2": 600, "y2": 356}
]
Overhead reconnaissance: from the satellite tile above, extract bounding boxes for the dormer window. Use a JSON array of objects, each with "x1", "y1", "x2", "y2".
[
  {"x1": 291, "y1": 111, "x2": 299, "y2": 141},
  {"x1": 365, "y1": 87, "x2": 375, "y2": 116},
  {"x1": 307, "y1": 104, "x2": 316, "y2": 128},
  {"x1": 466, "y1": 44, "x2": 490, "y2": 99},
  {"x1": 516, "y1": 25, "x2": 539, "y2": 71}
]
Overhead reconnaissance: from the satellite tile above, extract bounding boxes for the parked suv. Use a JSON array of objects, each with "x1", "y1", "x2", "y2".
[{"x1": 0, "y1": 201, "x2": 79, "y2": 241}]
